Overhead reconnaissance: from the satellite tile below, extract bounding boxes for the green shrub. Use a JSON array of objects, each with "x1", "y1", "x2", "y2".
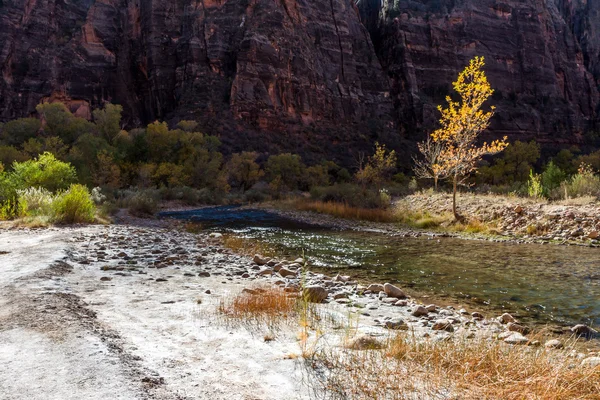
[
  {"x1": 51, "y1": 184, "x2": 95, "y2": 224},
  {"x1": 10, "y1": 152, "x2": 76, "y2": 192},
  {"x1": 527, "y1": 170, "x2": 544, "y2": 199},
  {"x1": 122, "y1": 190, "x2": 159, "y2": 217},
  {"x1": 564, "y1": 163, "x2": 600, "y2": 198},
  {"x1": 541, "y1": 161, "x2": 565, "y2": 199}
]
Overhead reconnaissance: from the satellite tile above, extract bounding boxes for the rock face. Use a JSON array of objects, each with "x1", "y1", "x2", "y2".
[
  {"x1": 2, "y1": 0, "x2": 600, "y2": 160},
  {"x1": 358, "y1": 0, "x2": 600, "y2": 145},
  {"x1": 0, "y1": 0, "x2": 395, "y2": 164}
]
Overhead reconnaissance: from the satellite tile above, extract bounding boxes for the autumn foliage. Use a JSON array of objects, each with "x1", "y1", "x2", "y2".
[{"x1": 415, "y1": 56, "x2": 508, "y2": 219}]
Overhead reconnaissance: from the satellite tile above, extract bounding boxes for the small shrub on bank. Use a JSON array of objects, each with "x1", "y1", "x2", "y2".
[
  {"x1": 51, "y1": 184, "x2": 95, "y2": 224},
  {"x1": 17, "y1": 187, "x2": 54, "y2": 216},
  {"x1": 120, "y1": 190, "x2": 159, "y2": 217},
  {"x1": 564, "y1": 163, "x2": 600, "y2": 199}
]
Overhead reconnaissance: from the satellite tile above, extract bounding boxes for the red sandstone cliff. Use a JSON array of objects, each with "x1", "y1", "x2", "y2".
[{"x1": 1, "y1": 0, "x2": 600, "y2": 161}]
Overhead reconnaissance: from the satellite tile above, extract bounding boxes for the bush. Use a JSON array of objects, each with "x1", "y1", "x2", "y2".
[
  {"x1": 564, "y1": 163, "x2": 600, "y2": 198},
  {"x1": 527, "y1": 170, "x2": 544, "y2": 199},
  {"x1": 17, "y1": 187, "x2": 54, "y2": 216},
  {"x1": 310, "y1": 184, "x2": 386, "y2": 209},
  {"x1": 51, "y1": 184, "x2": 95, "y2": 224},
  {"x1": 122, "y1": 190, "x2": 159, "y2": 217},
  {"x1": 9, "y1": 152, "x2": 76, "y2": 192},
  {"x1": 541, "y1": 161, "x2": 565, "y2": 199}
]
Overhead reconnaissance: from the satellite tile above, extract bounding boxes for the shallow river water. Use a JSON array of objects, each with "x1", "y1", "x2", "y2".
[{"x1": 162, "y1": 206, "x2": 600, "y2": 327}]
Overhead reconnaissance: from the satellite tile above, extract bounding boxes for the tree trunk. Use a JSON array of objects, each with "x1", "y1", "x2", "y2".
[{"x1": 434, "y1": 176, "x2": 438, "y2": 191}]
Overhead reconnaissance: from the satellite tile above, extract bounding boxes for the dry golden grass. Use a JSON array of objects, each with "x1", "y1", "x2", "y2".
[
  {"x1": 304, "y1": 333, "x2": 600, "y2": 400},
  {"x1": 294, "y1": 200, "x2": 399, "y2": 223},
  {"x1": 217, "y1": 286, "x2": 298, "y2": 329}
]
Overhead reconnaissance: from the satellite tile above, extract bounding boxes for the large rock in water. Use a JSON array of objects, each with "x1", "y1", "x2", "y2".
[{"x1": 0, "y1": 0, "x2": 395, "y2": 165}]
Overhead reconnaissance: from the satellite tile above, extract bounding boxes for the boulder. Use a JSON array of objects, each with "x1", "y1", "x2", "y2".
[
  {"x1": 411, "y1": 306, "x2": 429, "y2": 317},
  {"x1": 571, "y1": 324, "x2": 598, "y2": 338},
  {"x1": 384, "y1": 318, "x2": 408, "y2": 330},
  {"x1": 432, "y1": 319, "x2": 454, "y2": 332},
  {"x1": 499, "y1": 313, "x2": 516, "y2": 324},
  {"x1": 581, "y1": 357, "x2": 600, "y2": 368},
  {"x1": 253, "y1": 254, "x2": 268, "y2": 266},
  {"x1": 302, "y1": 286, "x2": 328, "y2": 303},
  {"x1": 278, "y1": 268, "x2": 297, "y2": 278},
  {"x1": 383, "y1": 283, "x2": 406, "y2": 299},
  {"x1": 366, "y1": 283, "x2": 385, "y2": 293},
  {"x1": 503, "y1": 332, "x2": 529, "y2": 345},
  {"x1": 544, "y1": 339, "x2": 563, "y2": 349}
]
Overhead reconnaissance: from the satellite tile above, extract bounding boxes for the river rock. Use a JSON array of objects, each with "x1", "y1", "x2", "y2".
[
  {"x1": 499, "y1": 313, "x2": 516, "y2": 324},
  {"x1": 303, "y1": 286, "x2": 328, "y2": 303},
  {"x1": 383, "y1": 283, "x2": 406, "y2": 299},
  {"x1": 253, "y1": 255, "x2": 268, "y2": 266},
  {"x1": 581, "y1": 357, "x2": 600, "y2": 368},
  {"x1": 385, "y1": 318, "x2": 408, "y2": 330},
  {"x1": 278, "y1": 268, "x2": 296, "y2": 278},
  {"x1": 366, "y1": 284, "x2": 385, "y2": 293},
  {"x1": 471, "y1": 312, "x2": 484, "y2": 320},
  {"x1": 544, "y1": 339, "x2": 563, "y2": 349},
  {"x1": 411, "y1": 306, "x2": 428, "y2": 317},
  {"x1": 257, "y1": 269, "x2": 273, "y2": 276},
  {"x1": 507, "y1": 322, "x2": 529, "y2": 334},
  {"x1": 504, "y1": 332, "x2": 529, "y2": 345},
  {"x1": 425, "y1": 304, "x2": 437, "y2": 312},
  {"x1": 432, "y1": 319, "x2": 454, "y2": 332},
  {"x1": 571, "y1": 324, "x2": 599, "y2": 338}
]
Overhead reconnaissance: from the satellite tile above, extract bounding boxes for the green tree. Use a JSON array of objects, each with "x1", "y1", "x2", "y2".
[
  {"x1": 226, "y1": 152, "x2": 264, "y2": 191},
  {"x1": 9, "y1": 152, "x2": 77, "y2": 193},
  {"x1": 501, "y1": 141, "x2": 540, "y2": 183},
  {"x1": 541, "y1": 161, "x2": 565, "y2": 197},
  {"x1": 36, "y1": 103, "x2": 94, "y2": 144},
  {"x1": 176, "y1": 120, "x2": 199, "y2": 132},
  {"x1": 265, "y1": 153, "x2": 306, "y2": 191},
  {"x1": 93, "y1": 103, "x2": 123, "y2": 142},
  {"x1": 0, "y1": 118, "x2": 41, "y2": 146}
]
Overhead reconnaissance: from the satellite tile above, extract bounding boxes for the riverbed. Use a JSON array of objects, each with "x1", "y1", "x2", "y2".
[{"x1": 161, "y1": 206, "x2": 600, "y2": 327}]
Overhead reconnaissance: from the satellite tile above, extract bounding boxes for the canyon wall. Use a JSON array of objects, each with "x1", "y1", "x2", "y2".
[{"x1": 2, "y1": 0, "x2": 600, "y2": 161}]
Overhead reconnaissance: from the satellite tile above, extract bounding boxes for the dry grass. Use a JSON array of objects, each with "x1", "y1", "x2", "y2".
[
  {"x1": 294, "y1": 200, "x2": 399, "y2": 223},
  {"x1": 217, "y1": 286, "x2": 298, "y2": 330},
  {"x1": 556, "y1": 195, "x2": 598, "y2": 206},
  {"x1": 304, "y1": 333, "x2": 600, "y2": 400}
]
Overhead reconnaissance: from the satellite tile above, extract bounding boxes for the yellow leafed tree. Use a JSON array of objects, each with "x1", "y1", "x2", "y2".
[{"x1": 417, "y1": 56, "x2": 508, "y2": 220}]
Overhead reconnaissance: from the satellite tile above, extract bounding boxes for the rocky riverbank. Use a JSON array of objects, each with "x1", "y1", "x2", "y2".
[
  {"x1": 1, "y1": 217, "x2": 599, "y2": 399},
  {"x1": 258, "y1": 193, "x2": 600, "y2": 247},
  {"x1": 400, "y1": 192, "x2": 600, "y2": 245}
]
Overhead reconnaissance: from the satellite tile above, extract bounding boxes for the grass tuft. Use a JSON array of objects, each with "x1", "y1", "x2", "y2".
[{"x1": 294, "y1": 200, "x2": 398, "y2": 223}]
